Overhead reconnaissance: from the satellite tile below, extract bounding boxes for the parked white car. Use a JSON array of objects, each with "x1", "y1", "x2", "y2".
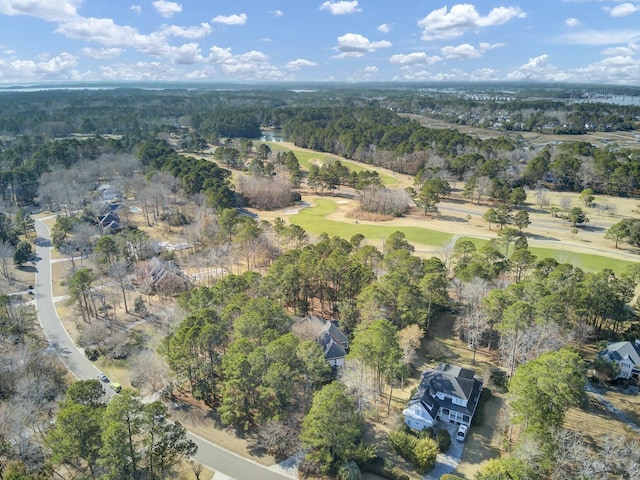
[{"x1": 456, "y1": 424, "x2": 468, "y2": 442}]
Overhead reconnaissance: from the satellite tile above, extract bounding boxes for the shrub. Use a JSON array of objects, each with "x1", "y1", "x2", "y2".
[
  {"x1": 84, "y1": 347, "x2": 100, "y2": 361},
  {"x1": 440, "y1": 475, "x2": 466, "y2": 480},
  {"x1": 337, "y1": 460, "x2": 361, "y2": 480},
  {"x1": 388, "y1": 430, "x2": 417, "y2": 460},
  {"x1": 418, "y1": 426, "x2": 436, "y2": 439},
  {"x1": 490, "y1": 369, "x2": 508, "y2": 388},
  {"x1": 299, "y1": 452, "x2": 328, "y2": 477},
  {"x1": 413, "y1": 437, "x2": 438, "y2": 474},
  {"x1": 436, "y1": 428, "x2": 451, "y2": 452},
  {"x1": 361, "y1": 457, "x2": 409, "y2": 480}
]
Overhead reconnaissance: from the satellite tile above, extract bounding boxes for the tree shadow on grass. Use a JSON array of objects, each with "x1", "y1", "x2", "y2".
[
  {"x1": 524, "y1": 232, "x2": 559, "y2": 241},
  {"x1": 17, "y1": 265, "x2": 37, "y2": 273}
]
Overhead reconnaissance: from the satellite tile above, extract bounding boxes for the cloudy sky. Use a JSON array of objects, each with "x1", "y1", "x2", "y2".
[{"x1": 0, "y1": 0, "x2": 639, "y2": 85}]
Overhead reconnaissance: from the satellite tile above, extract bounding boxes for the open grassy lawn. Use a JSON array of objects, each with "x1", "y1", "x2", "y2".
[
  {"x1": 267, "y1": 142, "x2": 398, "y2": 186},
  {"x1": 528, "y1": 245, "x2": 636, "y2": 273},
  {"x1": 456, "y1": 236, "x2": 635, "y2": 274},
  {"x1": 290, "y1": 198, "x2": 454, "y2": 246}
]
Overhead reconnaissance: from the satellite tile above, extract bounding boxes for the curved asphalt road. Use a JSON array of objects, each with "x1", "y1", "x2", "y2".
[{"x1": 34, "y1": 219, "x2": 291, "y2": 480}]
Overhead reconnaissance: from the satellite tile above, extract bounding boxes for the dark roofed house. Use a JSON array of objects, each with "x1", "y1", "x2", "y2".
[
  {"x1": 98, "y1": 212, "x2": 123, "y2": 232},
  {"x1": 293, "y1": 315, "x2": 349, "y2": 367},
  {"x1": 403, "y1": 363, "x2": 483, "y2": 431},
  {"x1": 598, "y1": 340, "x2": 640, "y2": 382}
]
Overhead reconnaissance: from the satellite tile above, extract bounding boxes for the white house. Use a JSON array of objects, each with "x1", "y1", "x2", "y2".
[
  {"x1": 403, "y1": 363, "x2": 482, "y2": 431},
  {"x1": 598, "y1": 340, "x2": 640, "y2": 381}
]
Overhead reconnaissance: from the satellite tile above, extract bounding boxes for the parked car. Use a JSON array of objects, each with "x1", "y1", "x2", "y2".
[
  {"x1": 456, "y1": 424, "x2": 468, "y2": 442},
  {"x1": 110, "y1": 382, "x2": 122, "y2": 393},
  {"x1": 97, "y1": 373, "x2": 109, "y2": 383}
]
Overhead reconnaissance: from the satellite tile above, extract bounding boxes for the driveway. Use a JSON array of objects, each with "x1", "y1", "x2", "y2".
[
  {"x1": 34, "y1": 219, "x2": 291, "y2": 480},
  {"x1": 424, "y1": 422, "x2": 465, "y2": 480}
]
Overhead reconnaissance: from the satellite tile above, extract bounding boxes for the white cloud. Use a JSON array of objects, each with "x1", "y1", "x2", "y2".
[
  {"x1": 562, "y1": 28, "x2": 640, "y2": 45},
  {"x1": 608, "y1": 3, "x2": 639, "y2": 17},
  {"x1": 0, "y1": 0, "x2": 80, "y2": 22},
  {"x1": 153, "y1": 1, "x2": 181, "y2": 18},
  {"x1": 81, "y1": 47, "x2": 122, "y2": 59},
  {"x1": 286, "y1": 58, "x2": 318, "y2": 70},
  {"x1": 565, "y1": 17, "x2": 580, "y2": 27},
  {"x1": 333, "y1": 33, "x2": 391, "y2": 58},
  {"x1": 212, "y1": 13, "x2": 247, "y2": 25},
  {"x1": 389, "y1": 52, "x2": 442, "y2": 65},
  {"x1": 470, "y1": 68, "x2": 498, "y2": 80},
  {"x1": 507, "y1": 54, "x2": 569, "y2": 81},
  {"x1": 0, "y1": 52, "x2": 78, "y2": 81},
  {"x1": 165, "y1": 43, "x2": 203, "y2": 64},
  {"x1": 601, "y1": 42, "x2": 640, "y2": 55},
  {"x1": 441, "y1": 43, "x2": 482, "y2": 59},
  {"x1": 378, "y1": 23, "x2": 391, "y2": 33},
  {"x1": 160, "y1": 23, "x2": 212, "y2": 39},
  {"x1": 271, "y1": 10, "x2": 283, "y2": 17},
  {"x1": 100, "y1": 61, "x2": 172, "y2": 81},
  {"x1": 573, "y1": 55, "x2": 640, "y2": 83},
  {"x1": 130, "y1": 4, "x2": 141, "y2": 15},
  {"x1": 418, "y1": 4, "x2": 526, "y2": 40},
  {"x1": 440, "y1": 42, "x2": 504, "y2": 59},
  {"x1": 319, "y1": 1, "x2": 361, "y2": 15},
  {"x1": 207, "y1": 46, "x2": 288, "y2": 80}
]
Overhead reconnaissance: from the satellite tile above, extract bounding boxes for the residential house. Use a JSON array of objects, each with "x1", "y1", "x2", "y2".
[
  {"x1": 293, "y1": 315, "x2": 350, "y2": 367},
  {"x1": 598, "y1": 340, "x2": 640, "y2": 381},
  {"x1": 98, "y1": 212, "x2": 123, "y2": 232},
  {"x1": 403, "y1": 363, "x2": 483, "y2": 431},
  {"x1": 142, "y1": 257, "x2": 191, "y2": 296},
  {"x1": 97, "y1": 183, "x2": 119, "y2": 202}
]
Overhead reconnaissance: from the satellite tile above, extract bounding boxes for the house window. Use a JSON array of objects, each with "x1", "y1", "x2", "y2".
[
  {"x1": 463, "y1": 415, "x2": 470, "y2": 423},
  {"x1": 442, "y1": 409, "x2": 450, "y2": 415}
]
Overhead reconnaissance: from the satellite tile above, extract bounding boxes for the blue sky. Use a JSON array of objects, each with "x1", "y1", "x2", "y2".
[{"x1": 0, "y1": 0, "x2": 639, "y2": 85}]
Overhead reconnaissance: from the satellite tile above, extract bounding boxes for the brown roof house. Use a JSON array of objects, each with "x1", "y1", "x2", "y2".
[
  {"x1": 403, "y1": 363, "x2": 483, "y2": 431},
  {"x1": 292, "y1": 315, "x2": 350, "y2": 367},
  {"x1": 137, "y1": 257, "x2": 191, "y2": 297}
]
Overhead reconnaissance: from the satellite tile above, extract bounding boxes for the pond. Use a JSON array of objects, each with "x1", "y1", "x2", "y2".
[{"x1": 260, "y1": 129, "x2": 285, "y2": 142}]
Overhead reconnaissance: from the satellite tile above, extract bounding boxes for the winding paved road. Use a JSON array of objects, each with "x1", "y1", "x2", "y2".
[{"x1": 34, "y1": 219, "x2": 292, "y2": 480}]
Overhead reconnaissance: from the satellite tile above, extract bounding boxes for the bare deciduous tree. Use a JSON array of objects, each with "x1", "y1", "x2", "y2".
[
  {"x1": 130, "y1": 351, "x2": 173, "y2": 394},
  {"x1": 0, "y1": 241, "x2": 16, "y2": 285},
  {"x1": 359, "y1": 186, "x2": 410, "y2": 217},
  {"x1": 238, "y1": 175, "x2": 292, "y2": 210},
  {"x1": 339, "y1": 358, "x2": 378, "y2": 417}
]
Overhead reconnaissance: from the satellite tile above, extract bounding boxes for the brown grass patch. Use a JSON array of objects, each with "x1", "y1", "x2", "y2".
[
  {"x1": 346, "y1": 209, "x2": 396, "y2": 222},
  {"x1": 564, "y1": 393, "x2": 637, "y2": 447}
]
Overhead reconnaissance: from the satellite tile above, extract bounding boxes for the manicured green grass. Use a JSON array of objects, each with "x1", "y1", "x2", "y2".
[
  {"x1": 266, "y1": 142, "x2": 397, "y2": 186},
  {"x1": 455, "y1": 237, "x2": 635, "y2": 274},
  {"x1": 290, "y1": 198, "x2": 453, "y2": 247}
]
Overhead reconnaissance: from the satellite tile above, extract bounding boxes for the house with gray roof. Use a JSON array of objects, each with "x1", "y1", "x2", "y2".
[
  {"x1": 292, "y1": 315, "x2": 349, "y2": 367},
  {"x1": 403, "y1": 363, "x2": 483, "y2": 431},
  {"x1": 598, "y1": 340, "x2": 640, "y2": 381}
]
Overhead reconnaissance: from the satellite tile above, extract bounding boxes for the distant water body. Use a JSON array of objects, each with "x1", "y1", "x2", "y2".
[{"x1": 261, "y1": 130, "x2": 286, "y2": 142}]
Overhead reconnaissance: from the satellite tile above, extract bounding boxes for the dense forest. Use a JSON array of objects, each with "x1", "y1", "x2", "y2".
[{"x1": 1, "y1": 85, "x2": 640, "y2": 479}]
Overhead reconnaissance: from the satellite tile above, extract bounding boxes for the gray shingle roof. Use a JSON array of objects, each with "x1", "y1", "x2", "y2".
[
  {"x1": 599, "y1": 341, "x2": 640, "y2": 366},
  {"x1": 408, "y1": 363, "x2": 482, "y2": 419}
]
